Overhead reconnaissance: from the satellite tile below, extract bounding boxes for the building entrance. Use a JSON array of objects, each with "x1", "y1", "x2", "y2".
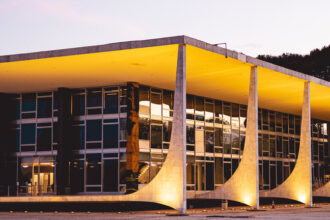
[{"x1": 19, "y1": 156, "x2": 55, "y2": 195}]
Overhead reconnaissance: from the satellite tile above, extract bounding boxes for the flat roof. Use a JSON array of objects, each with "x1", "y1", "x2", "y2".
[{"x1": 0, "y1": 36, "x2": 329, "y2": 120}]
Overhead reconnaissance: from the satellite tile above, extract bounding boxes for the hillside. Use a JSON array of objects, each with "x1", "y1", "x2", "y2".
[{"x1": 258, "y1": 45, "x2": 330, "y2": 81}]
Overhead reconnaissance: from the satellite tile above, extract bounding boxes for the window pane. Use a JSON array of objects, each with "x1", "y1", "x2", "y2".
[
  {"x1": 139, "y1": 86, "x2": 149, "y2": 116},
  {"x1": 239, "y1": 106, "x2": 247, "y2": 128},
  {"x1": 283, "y1": 115, "x2": 288, "y2": 133},
  {"x1": 269, "y1": 112, "x2": 275, "y2": 131},
  {"x1": 16, "y1": 99, "x2": 21, "y2": 120},
  {"x1": 53, "y1": 122, "x2": 58, "y2": 143},
  {"x1": 72, "y1": 94, "x2": 85, "y2": 116},
  {"x1": 186, "y1": 124, "x2": 194, "y2": 144},
  {"x1": 263, "y1": 160, "x2": 269, "y2": 184},
  {"x1": 215, "y1": 157, "x2": 223, "y2": 184},
  {"x1": 215, "y1": 101, "x2": 223, "y2": 123},
  {"x1": 86, "y1": 154, "x2": 101, "y2": 185},
  {"x1": 104, "y1": 124, "x2": 118, "y2": 148},
  {"x1": 240, "y1": 133, "x2": 245, "y2": 151},
  {"x1": 223, "y1": 131, "x2": 231, "y2": 154},
  {"x1": 73, "y1": 126, "x2": 85, "y2": 149},
  {"x1": 163, "y1": 121, "x2": 172, "y2": 142},
  {"x1": 22, "y1": 93, "x2": 36, "y2": 112},
  {"x1": 120, "y1": 118, "x2": 126, "y2": 141},
  {"x1": 206, "y1": 162, "x2": 214, "y2": 190},
  {"x1": 205, "y1": 102, "x2": 214, "y2": 123},
  {"x1": 224, "y1": 163, "x2": 231, "y2": 182},
  {"x1": 232, "y1": 159, "x2": 239, "y2": 174},
  {"x1": 270, "y1": 139, "x2": 276, "y2": 157},
  {"x1": 223, "y1": 104, "x2": 231, "y2": 125},
  {"x1": 37, "y1": 128, "x2": 51, "y2": 151},
  {"x1": 71, "y1": 160, "x2": 84, "y2": 193},
  {"x1": 276, "y1": 136, "x2": 282, "y2": 152},
  {"x1": 139, "y1": 118, "x2": 149, "y2": 140},
  {"x1": 86, "y1": 120, "x2": 102, "y2": 141},
  {"x1": 151, "y1": 125, "x2": 162, "y2": 149},
  {"x1": 232, "y1": 104, "x2": 239, "y2": 127},
  {"x1": 205, "y1": 131, "x2": 214, "y2": 153},
  {"x1": 186, "y1": 95, "x2": 194, "y2": 118},
  {"x1": 186, "y1": 159, "x2": 195, "y2": 185},
  {"x1": 103, "y1": 159, "x2": 118, "y2": 192},
  {"x1": 195, "y1": 97, "x2": 204, "y2": 121},
  {"x1": 21, "y1": 123, "x2": 36, "y2": 145},
  {"x1": 263, "y1": 134, "x2": 269, "y2": 152},
  {"x1": 232, "y1": 129, "x2": 240, "y2": 149},
  {"x1": 215, "y1": 128, "x2": 223, "y2": 147},
  {"x1": 53, "y1": 92, "x2": 58, "y2": 110},
  {"x1": 277, "y1": 161, "x2": 283, "y2": 185},
  {"x1": 16, "y1": 130, "x2": 20, "y2": 152},
  {"x1": 163, "y1": 90, "x2": 173, "y2": 117},
  {"x1": 19, "y1": 158, "x2": 33, "y2": 191},
  {"x1": 151, "y1": 92, "x2": 162, "y2": 118},
  {"x1": 104, "y1": 93, "x2": 118, "y2": 114},
  {"x1": 37, "y1": 97, "x2": 52, "y2": 118},
  {"x1": 87, "y1": 88, "x2": 102, "y2": 107}
]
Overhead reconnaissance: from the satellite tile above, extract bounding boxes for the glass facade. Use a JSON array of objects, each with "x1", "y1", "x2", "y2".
[{"x1": 11, "y1": 83, "x2": 330, "y2": 195}]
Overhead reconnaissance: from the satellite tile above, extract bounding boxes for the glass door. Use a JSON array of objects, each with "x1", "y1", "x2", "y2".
[
  {"x1": 19, "y1": 156, "x2": 55, "y2": 195},
  {"x1": 38, "y1": 156, "x2": 55, "y2": 194}
]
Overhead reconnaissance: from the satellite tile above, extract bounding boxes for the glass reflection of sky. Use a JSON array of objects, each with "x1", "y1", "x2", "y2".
[
  {"x1": 151, "y1": 102, "x2": 162, "y2": 116},
  {"x1": 205, "y1": 111, "x2": 213, "y2": 122},
  {"x1": 163, "y1": 103, "x2": 170, "y2": 117}
]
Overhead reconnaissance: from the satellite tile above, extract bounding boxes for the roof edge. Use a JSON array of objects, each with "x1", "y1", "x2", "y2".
[
  {"x1": 0, "y1": 35, "x2": 185, "y2": 63},
  {"x1": 1, "y1": 35, "x2": 329, "y2": 87},
  {"x1": 183, "y1": 36, "x2": 330, "y2": 87}
]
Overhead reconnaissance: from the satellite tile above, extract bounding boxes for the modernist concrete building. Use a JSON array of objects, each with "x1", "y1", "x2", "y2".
[{"x1": 0, "y1": 36, "x2": 329, "y2": 213}]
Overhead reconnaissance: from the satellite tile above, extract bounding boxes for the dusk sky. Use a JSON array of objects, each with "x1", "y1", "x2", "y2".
[{"x1": 1, "y1": 0, "x2": 329, "y2": 57}]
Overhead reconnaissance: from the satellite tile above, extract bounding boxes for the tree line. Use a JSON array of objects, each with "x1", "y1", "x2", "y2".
[{"x1": 257, "y1": 45, "x2": 330, "y2": 81}]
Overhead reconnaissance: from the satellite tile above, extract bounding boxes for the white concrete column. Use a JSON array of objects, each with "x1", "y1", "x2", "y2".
[
  {"x1": 171, "y1": 43, "x2": 187, "y2": 213},
  {"x1": 301, "y1": 81, "x2": 313, "y2": 207},
  {"x1": 250, "y1": 66, "x2": 260, "y2": 209},
  {"x1": 196, "y1": 65, "x2": 259, "y2": 209},
  {"x1": 131, "y1": 43, "x2": 187, "y2": 213},
  {"x1": 261, "y1": 81, "x2": 312, "y2": 206}
]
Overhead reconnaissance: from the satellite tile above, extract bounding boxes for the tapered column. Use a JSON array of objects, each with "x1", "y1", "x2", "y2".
[
  {"x1": 196, "y1": 66, "x2": 259, "y2": 209},
  {"x1": 125, "y1": 43, "x2": 187, "y2": 212},
  {"x1": 261, "y1": 81, "x2": 312, "y2": 206},
  {"x1": 175, "y1": 43, "x2": 187, "y2": 213},
  {"x1": 301, "y1": 81, "x2": 313, "y2": 207}
]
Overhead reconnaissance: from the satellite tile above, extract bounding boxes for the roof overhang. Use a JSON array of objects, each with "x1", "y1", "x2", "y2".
[{"x1": 0, "y1": 36, "x2": 329, "y2": 121}]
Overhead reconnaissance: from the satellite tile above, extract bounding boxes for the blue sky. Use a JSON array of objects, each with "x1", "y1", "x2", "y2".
[{"x1": 1, "y1": 0, "x2": 329, "y2": 57}]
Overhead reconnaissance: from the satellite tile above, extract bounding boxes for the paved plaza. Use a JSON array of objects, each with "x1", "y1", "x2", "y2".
[{"x1": 1, "y1": 203, "x2": 330, "y2": 219}]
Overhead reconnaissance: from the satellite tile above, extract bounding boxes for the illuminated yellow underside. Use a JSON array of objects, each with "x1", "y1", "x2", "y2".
[{"x1": 0, "y1": 44, "x2": 329, "y2": 120}]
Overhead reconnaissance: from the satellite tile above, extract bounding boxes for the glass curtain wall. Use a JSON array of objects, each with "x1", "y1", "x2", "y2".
[
  {"x1": 70, "y1": 86, "x2": 127, "y2": 193},
  {"x1": 15, "y1": 92, "x2": 58, "y2": 194},
  {"x1": 138, "y1": 85, "x2": 330, "y2": 191},
  {"x1": 13, "y1": 84, "x2": 329, "y2": 195}
]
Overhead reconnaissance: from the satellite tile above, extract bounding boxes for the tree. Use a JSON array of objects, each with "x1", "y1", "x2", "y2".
[{"x1": 258, "y1": 45, "x2": 330, "y2": 81}]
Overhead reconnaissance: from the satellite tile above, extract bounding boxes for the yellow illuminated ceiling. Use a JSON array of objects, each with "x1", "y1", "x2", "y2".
[{"x1": 0, "y1": 43, "x2": 329, "y2": 121}]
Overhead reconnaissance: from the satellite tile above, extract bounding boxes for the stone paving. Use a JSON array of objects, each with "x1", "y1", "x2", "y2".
[{"x1": 1, "y1": 203, "x2": 330, "y2": 219}]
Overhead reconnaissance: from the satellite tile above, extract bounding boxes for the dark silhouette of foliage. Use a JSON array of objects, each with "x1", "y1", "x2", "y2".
[{"x1": 258, "y1": 45, "x2": 330, "y2": 81}]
